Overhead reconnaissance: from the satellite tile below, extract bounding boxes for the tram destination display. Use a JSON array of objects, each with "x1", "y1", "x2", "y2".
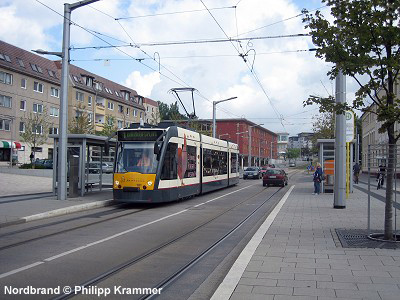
[{"x1": 118, "y1": 130, "x2": 164, "y2": 141}]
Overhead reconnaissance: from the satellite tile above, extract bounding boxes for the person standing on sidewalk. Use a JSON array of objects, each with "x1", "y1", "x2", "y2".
[{"x1": 313, "y1": 163, "x2": 323, "y2": 195}]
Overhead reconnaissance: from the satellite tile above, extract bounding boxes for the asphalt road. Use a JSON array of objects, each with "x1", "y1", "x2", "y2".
[{"x1": 0, "y1": 174, "x2": 298, "y2": 300}]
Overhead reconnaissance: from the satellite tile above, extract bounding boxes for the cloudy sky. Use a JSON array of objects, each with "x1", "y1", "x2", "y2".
[{"x1": 0, "y1": 0, "x2": 360, "y2": 135}]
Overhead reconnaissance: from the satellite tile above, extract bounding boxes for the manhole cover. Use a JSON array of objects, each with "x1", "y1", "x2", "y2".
[{"x1": 335, "y1": 229, "x2": 400, "y2": 249}]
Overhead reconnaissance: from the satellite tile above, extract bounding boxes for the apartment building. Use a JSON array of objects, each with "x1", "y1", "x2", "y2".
[
  {"x1": 0, "y1": 40, "x2": 146, "y2": 164},
  {"x1": 143, "y1": 97, "x2": 160, "y2": 125},
  {"x1": 361, "y1": 103, "x2": 400, "y2": 170},
  {"x1": 276, "y1": 132, "x2": 289, "y2": 159}
]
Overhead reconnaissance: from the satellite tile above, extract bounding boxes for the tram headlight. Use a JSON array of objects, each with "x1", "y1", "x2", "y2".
[
  {"x1": 147, "y1": 181, "x2": 153, "y2": 186},
  {"x1": 115, "y1": 180, "x2": 120, "y2": 186}
]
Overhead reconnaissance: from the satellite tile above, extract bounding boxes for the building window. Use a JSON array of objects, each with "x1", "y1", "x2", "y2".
[
  {"x1": 76, "y1": 110, "x2": 83, "y2": 118},
  {"x1": 88, "y1": 96, "x2": 92, "y2": 107},
  {"x1": 118, "y1": 105, "x2": 124, "y2": 113},
  {"x1": 19, "y1": 122, "x2": 25, "y2": 133},
  {"x1": 32, "y1": 125, "x2": 43, "y2": 135},
  {"x1": 108, "y1": 101, "x2": 114, "y2": 110},
  {"x1": 0, "y1": 95, "x2": 12, "y2": 108},
  {"x1": 30, "y1": 63, "x2": 42, "y2": 73},
  {"x1": 117, "y1": 120, "x2": 123, "y2": 128},
  {"x1": 107, "y1": 117, "x2": 114, "y2": 125},
  {"x1": 126, "y1": 107, "x2": 130, "y2": 116},
  {"x1": 146, "y1": 106, "x2": 149, "y2": 112},
  {"x1": 49, "y1": 127, "x2": 58, "y2": 134},
  {"x1": 21, "y1": 78, "x2": 26, "y2": 89},
  {"x1": 17, "y1": 58, "x2": 25, "y2": 68},
  {"x1": 0, "y1": 71, "x2": 12, "y2": 85},
  {"x1": 33, "y1": 81, "x2": 44, "y2": 93},
  {"x1": 20, "y1": 100, "x2": 26, "y2": 111},
  {"x1": 76, "y1": 91, "x2": 84, "y2": 101},
  {"x1": 140, "y1": 112, "x2": 143, "y2": 118},
  {"x1": 33, "y1": 103, "x2": 44, "y2": 113},
  {"x1": 88, "y1": 113, "x2": 93, "y2": 123},
  {"x1": 0, "y1": 119, "x2": 11, "y2": 131},
  {"x1": 48, "y1": 70, "x2": 57, "y2": 78},
  {"x1": 133, "y1": 109, "x2": 137, "y2": 117},
  {"x1": 51, "y1": 87, "x2": 59, "y2": 98},
  {"x1": 50, "y1": 107, "x2": 59, "y2": 117}
]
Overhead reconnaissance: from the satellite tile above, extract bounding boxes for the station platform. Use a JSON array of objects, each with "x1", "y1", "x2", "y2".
[{"x1": 211, "y1": 174, "x2": 400, "y2": 300}]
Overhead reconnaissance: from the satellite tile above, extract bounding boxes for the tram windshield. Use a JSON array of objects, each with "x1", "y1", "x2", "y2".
[{"x1": 115, "y1": 142, "x2": 157, "y2": 174}]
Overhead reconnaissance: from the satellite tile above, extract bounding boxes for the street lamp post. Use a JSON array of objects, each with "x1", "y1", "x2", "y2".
[
  {"x1": 212, "y1": 97, "x2": 237, "y2": 138},
  {"x1": 33, "y1": 0, "x2": 99, "y2": 200},
  {"x1": 248, "y1": 123, "x2": 264, "y2": 167}
]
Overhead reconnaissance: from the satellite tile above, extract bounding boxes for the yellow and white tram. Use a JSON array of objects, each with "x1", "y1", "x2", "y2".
[{"x1": 113, "y1": 125, "x2": 239, "y2": 203}]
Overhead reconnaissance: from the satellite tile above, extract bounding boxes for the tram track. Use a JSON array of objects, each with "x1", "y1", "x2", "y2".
[
  {"x1": 0, "y1": 205, "x2": 150, "y2": 251},
  {"x1": 53, "y1": 172, "x2": 300, "y2": 300}
]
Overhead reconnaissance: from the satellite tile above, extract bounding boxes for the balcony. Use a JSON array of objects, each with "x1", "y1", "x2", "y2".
[
  {"x1": 95, "y1": 103, "x2": 105, "y2": 114},
  {"x1": 95, "y1": 122, "x2": 104, "y2": 132}
]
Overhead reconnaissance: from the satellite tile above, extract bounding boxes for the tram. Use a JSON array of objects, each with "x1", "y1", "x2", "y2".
[{"x1": 112, "y1": 125, "x2": 239, "y2": 203}]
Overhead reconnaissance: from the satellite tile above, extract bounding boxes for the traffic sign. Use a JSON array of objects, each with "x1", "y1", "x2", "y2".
[{"x1": 346, "y1": 111, "x2": 354, "y2": 143}]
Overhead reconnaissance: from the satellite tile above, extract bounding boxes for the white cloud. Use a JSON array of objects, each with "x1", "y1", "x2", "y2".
[
  {"x1": 123, "y1": 71, "x2": 161, "y2": 97},
  {"x1": 0, "y1": 0, "x2": 348, "y2": 135}
]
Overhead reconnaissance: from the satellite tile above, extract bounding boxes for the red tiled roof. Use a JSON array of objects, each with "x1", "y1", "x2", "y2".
[
  {"x1": 0, "y1": 40, "x2": 59, "y2": 85},
  {"x1": 0, "y1": 39, "x2": 145, "y2": 110},
  {"x1": 143, "y1": 97, "x2": 159, "y2": 107}
]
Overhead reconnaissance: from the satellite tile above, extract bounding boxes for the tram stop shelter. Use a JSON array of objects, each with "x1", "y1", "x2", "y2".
[
  {"x1": 50, "y1": 134, "x2": 116, "y2": 197},
  {"x1": 316, "y1": 138, "x2": 355, "y2": 194}
]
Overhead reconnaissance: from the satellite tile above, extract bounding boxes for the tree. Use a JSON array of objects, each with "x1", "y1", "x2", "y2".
[
  {"x1": 98, "y1": 115, "x2": 117, "y2": 137},
  {"x1": 303, "y1": 0, "x2": 400, "y2": 240},
  {"x1": 311, "y1": 112, "x2": 335, "y2": 152},
  {"x1": 286, "y1": 148, "x2": 301, "y2": 160},
  {"x1": 20, "y1": 107, "x2": 51, "y2": 167},
  {"x1": 68, "y1": 104, "x2": 94, "y2": 134},
  {"x1": 157, "y1": 101, "x2": 187, "y2": 121}
]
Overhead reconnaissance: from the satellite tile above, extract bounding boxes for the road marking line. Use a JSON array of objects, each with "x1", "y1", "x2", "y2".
[
  {"x1": 211, "y1": 185, "x2": 295, "y2": 300},
  {"x1": 0, "y1": 262, "x2": 44, "y2": 279},
  {"x1": 0, "y1": 183, "x2": 257, "y2": 279}
]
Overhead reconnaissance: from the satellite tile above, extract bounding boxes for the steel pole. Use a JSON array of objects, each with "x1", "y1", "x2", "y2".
[
  {"x1": 212, "y1": 97, "x2": 237, "y2": 138},
  {"x1": 248, "y1": 127, "x2": 252, "y2": 166},
  {"x1": 334, "y1": 69, "x2": 346, "y2": 208},
  {"x1": 58, "y1": 3, "x2": 71, "y2": 200},
  {"x1": 58, "y1": 0, "x2": 99, "y2": 200},
  {"x1": 212, "y1": 101, "x2": 216, "y2": 138}
]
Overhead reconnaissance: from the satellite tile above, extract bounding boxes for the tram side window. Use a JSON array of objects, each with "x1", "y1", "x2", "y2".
[
  {"x1": 184, "y1": 145, "x2": 197, "y2": 178},
  {"x1": 231, "y1": 152, "x2": 238, "y2": 173},
  {"x1": 161, "y1": 142, "x2": 178, "y2": 180},
  {"x1": 203, "y1": 148, "x2": 213, "y2": 176},
  {"x1": 203, "y1": 148, "x2": 227, "y2": 176},
  {"x1": 219, "y1": 151, "x2": 228, "y2": 175}
]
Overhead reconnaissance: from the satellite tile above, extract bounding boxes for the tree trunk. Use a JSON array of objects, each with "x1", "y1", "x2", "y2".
[{"x1": 384, "y1": 125, "x2": 395, "y2": 240}]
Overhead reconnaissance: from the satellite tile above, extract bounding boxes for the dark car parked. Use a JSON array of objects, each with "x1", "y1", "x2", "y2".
[
  {"x1": 263, "y1": 169, "x2": 288, "y2": 187},
  {"x1": 243, "y1": 167, "x2": 261, "y2": 179}
]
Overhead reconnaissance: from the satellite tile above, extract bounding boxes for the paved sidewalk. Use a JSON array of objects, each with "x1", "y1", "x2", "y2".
[
  {"x1": 0, "y1": 190, "x2": 114, "y2": 227},
  {"x1": 213, "y1": 172, "x2": 400, "y2": 300}
]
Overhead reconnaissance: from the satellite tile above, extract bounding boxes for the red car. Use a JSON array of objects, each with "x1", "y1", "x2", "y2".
[{"x1": 263, "y1": 169, "x2": 288, "y2": 187}]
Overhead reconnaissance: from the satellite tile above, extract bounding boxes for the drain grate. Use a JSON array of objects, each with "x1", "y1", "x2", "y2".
[{"x1": 335, "y1": 229, "x2": 400, "y2": 249}]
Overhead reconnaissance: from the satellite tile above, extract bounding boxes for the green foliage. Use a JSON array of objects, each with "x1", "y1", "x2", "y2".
[
  {"x1": 311, "y1": 112, "x2": 335, "y2": 151},
  {"x1": 19, "y1": 163, "x2": 46, "y2": 169},
  {"x1": 302, "y1": 0, "x2": 400, "y2": 141},
  {"x1": 158, "y1": 101, "x2": 187, "y2": 121},
  {"x1": 98, "y1": 115, "x2": 117, "y2": 137},
  {"x1": 69, "y1": 104, "x2": 94, "y2": 134},
  {"x1": 20, "y1": 106, "x2": 51, "y2": 159},
  {"x1": 286, "y1": 148, "x2": 301, "y2": 159}
]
